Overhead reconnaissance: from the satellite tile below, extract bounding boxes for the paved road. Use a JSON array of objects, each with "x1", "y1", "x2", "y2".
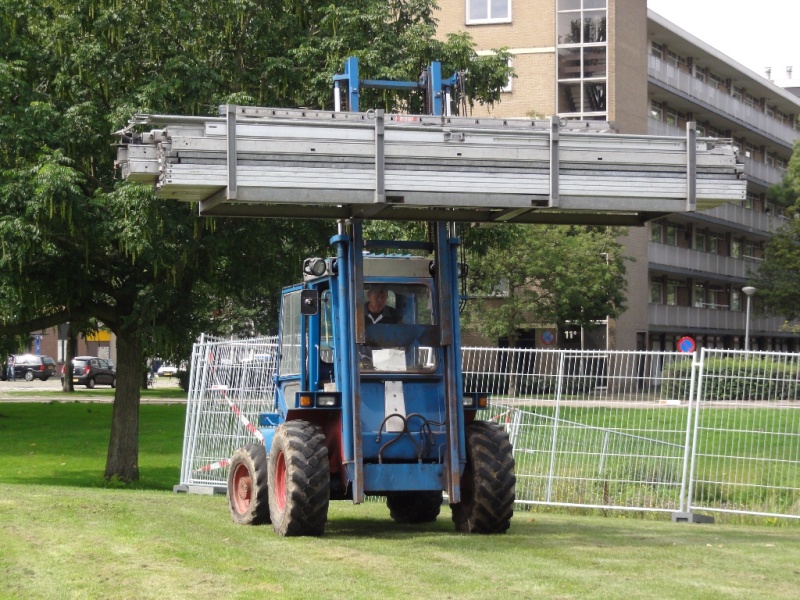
[{"x1": 0, "y1": 375, "x2": 183, "y2": 402}]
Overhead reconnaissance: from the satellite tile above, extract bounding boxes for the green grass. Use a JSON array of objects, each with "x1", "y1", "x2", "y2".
[
  {"x1": 2, "y1": 403, "x2": 800, "y2": 599},
  {"x1": 0, "y1": 402, "x2": 185, "y2": 490}
]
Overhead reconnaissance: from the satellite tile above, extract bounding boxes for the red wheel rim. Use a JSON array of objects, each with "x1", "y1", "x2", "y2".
[
  {"x1": 231, "y1": 463, "x2": 252, "y2": 514},
  {"x1": 275, "y1": 451, "x2": 287, "y2": 511}
]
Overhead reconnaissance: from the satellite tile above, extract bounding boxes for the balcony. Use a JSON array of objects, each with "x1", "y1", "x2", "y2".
[
  {"x1": 649, "y1": 303, "x2": 787, "y2": 334},
  {"x1": 648, "y1": 56, "x2": 798, "y2": 147},
  {"x1": 698, "y1": 202, "x2": 785, "y2": 235},
  {"x1": 649, "y1": 244, "x2": 749, "y2": 280},
  {"x1": 740, "y1": 156, "x2": 787, "y2": 189},
  {"x1": 647, "y1": 121, "x2": 786, "y2": 189}
]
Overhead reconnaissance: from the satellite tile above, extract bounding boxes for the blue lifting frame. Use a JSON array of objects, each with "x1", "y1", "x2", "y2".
[{"x1": 333, "y1": 56, "x2": 460, "y2": 116}]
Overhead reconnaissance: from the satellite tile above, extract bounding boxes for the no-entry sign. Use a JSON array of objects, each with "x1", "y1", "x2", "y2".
[{"x1": 678, "y1": 336, "x2": 696, "y2": 353}]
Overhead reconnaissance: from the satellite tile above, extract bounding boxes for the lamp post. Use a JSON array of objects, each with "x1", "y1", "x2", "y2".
[{"x1": 742, "y1": 286, "x2": 756, "y2": 351}]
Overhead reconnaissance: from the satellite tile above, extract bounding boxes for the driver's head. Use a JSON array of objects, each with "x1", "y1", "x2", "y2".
[{"x1": 367, "y1": 286, "x2": 388, "y2": 312}]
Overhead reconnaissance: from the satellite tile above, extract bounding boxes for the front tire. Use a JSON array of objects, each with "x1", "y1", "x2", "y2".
[
  {"x1": 387, "y1": 491, "x2": 443, "y2": 524},
  {"x1": 227, "y1": 444, "x2": 270, "y2": 525},
  {"x1": 451, "y1": 421, "x2": 516, "y2": 534},
  {"x1": 110, "y1": 377, "x2": 116, "y2": 389},
  {"x1": 268, "y1": 420, "x2": 329, "y2": 536},
  {"x1": 24, "y1": 371, "x2": 34, "y2": 382}
]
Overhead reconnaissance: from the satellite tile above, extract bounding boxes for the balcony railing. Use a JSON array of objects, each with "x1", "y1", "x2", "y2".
[
  {"x1": 699, "y1": 202, "x2": 785, "y2": 234},
  {"x1": 648, "y1": 244, "x2": 749, "y2": 279},
  {"x1": 647, "y1": 121, "x2": 786, "y2": 189},
  {"x1": 648, "y1": 55, "x2": 798, "y2": 146},
  {"x1": 648, "y1": 303, "x2": 787, "y2": 334}
]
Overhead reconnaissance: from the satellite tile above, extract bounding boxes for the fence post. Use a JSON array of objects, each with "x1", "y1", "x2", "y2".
[
  {"x1": 673, "y1": 348, "x2": 714, "y2": 524},
  {"x1": 545, "y1": 351, "x2": 566, "y2": 503}
]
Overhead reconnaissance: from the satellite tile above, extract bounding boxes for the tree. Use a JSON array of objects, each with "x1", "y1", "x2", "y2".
[
  {"x1": 0, "y1": 0, "x2": 511, "y2": 481},
  {"x1": 753, "y1": 140, "x2": 800, "y2": 324},
  {"x1": 463, "y1": 225, "x2": 629, "y2": 349}
]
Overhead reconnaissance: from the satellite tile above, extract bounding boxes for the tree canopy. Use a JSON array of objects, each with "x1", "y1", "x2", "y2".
[
  {"x1": 0, "y1": 0, "x2": 512, "y2": 481},
  {"x1": 463, "y1": 224, "x2": 629, "y2": 348},
  {"x1": 754, "y1": 139, "x2": 800, "y2": 324}
]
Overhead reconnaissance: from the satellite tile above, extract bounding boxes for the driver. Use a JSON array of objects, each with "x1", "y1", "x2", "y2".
[{"x1": 365, "y1": 285, "x2": 399, "y2": 325}]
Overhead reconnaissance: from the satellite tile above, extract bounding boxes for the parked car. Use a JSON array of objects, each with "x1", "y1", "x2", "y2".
[
  {"x1": 62, "y1": 356, "x2": 116, "y2": 388},
  {"x1": 156, "y1": 364, "x2": 178, "y2": 377},
  {"x1": 10, "y1": 354, "x2": 57, "y2": 381}
]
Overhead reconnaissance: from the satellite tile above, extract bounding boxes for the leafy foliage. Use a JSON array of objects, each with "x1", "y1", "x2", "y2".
[
  {"x1": 463, "y1": 225, "x2": 629, "y2": 347},
  {"x1": 0, "y1": 0, "x2": 511, "y2": 480},
  {"x1": 755, "y1": 139, "x2": 800, "y2": 324}
]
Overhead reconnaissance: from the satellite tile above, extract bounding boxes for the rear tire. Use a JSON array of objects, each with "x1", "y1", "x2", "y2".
[
  {"x1": 451, "y1": 421, "x2": 516, "y2": 534},
  {"x1": 86, "y1": 378, "x2": 95, "y2": 389},
  {"x1": 268, "y1": 420, "x2": 329, "y2": 536},
  {"x1": 387, "y1": 491, "x2": 443, "y2": 524},
  {"x1": 110, "y1": 377, "x2": 116, "y2": 389},
  {"x1": 227, "y1": 443, "x2": 271, "y2": 525}
]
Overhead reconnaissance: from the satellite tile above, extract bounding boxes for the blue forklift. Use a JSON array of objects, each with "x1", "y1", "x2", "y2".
[{"x1": 226, "y1": 61, "x2": 515, "y2": 536}]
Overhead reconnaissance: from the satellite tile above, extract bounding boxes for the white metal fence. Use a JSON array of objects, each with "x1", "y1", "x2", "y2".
[
  {"x1": 687, "y1": 349, "x2": 800, "y2": 520},
  {"x1": 178, "y1": 334, "x2": 278, "y2": 491},
  {"x1": 177, "y1": 341, "x2": 800, "y2": 521}
]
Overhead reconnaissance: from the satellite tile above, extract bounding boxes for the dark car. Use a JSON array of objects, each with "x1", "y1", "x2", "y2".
[
  {"x1": 62, "y1": 356, "x2": 116, "y2": 388},
  {"x1": 12, "y1": 354, "x2": 57, "y2": 381}
]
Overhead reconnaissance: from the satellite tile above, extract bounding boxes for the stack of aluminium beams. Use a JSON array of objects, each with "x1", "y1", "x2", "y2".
[{"x1": 116, "y1": 107, "x2": 745, "y2": 224}]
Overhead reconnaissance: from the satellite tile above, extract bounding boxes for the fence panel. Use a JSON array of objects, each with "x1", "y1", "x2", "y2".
[
  {"x1": 472, "y1": 349, "x2": 695, "y2": 512},
  {"x1": 688, "y1": 348, "x2": 800, "y2": 519},
  {"x1": 178, "y1": 335, "x2": 278, "y2": 490}
]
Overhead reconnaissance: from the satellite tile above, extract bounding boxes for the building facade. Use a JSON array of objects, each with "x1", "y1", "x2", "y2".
[
  {"x1": 438, "y1": 0, "x2": 800, "y2": 352},
  {"x1": 16, "y1": 326, "x2": 115, "y2": 367}
]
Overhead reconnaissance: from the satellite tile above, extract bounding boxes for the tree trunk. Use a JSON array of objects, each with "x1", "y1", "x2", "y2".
[
  {"x1": 62, "y1": 325, "x2": 78, "y2": 392},
  {"x1": 104, "y1": 329, "x2": 142, "y2": 482}
]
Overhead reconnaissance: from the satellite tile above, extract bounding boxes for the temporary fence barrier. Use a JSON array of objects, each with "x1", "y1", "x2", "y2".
[
  {"x1": 176, "y1": 340, "x2": 800, "y2": 522},
  {"x1": 686, "y1": 348, "x2": 800, "y2": 520},
  {"x1": 176, "y1": 334, "x2": 278, "y2": 493},
  {"x1": 473, "y1": 350, "x2": 695, "y2": 514}
]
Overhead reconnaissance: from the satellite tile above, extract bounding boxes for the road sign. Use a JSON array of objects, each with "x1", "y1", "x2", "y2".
[
  {"x1": 541, "y1": 330, "x2": 555, "y2": 346},
  {"x1": 678, "y1": 336, "x2": 696, "y2": 353}
]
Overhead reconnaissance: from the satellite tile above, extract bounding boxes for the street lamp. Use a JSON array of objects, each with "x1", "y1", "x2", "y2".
[{"x1": 742, "y1": 286, "x2": 757, "y2": 351}]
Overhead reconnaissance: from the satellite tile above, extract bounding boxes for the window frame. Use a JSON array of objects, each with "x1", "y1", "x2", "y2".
[{"x1": 466, "y1": 0, "x2": 512, "y2": 24}]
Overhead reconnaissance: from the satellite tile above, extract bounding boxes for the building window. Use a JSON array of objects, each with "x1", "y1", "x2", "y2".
[
  {"x1": 708, "y1": 73, "x2": 725, "y2": 90},
  {"x1": 650, "y1": 221, "x2": 663, "y2": 243},
  {"x1": 650, "y1": 280, "x2": 663, "y2": 304},
  {"x1": 650, "y1": 102, "x2": 663, "y2": 121},
  {"x1": 467, "y1": 0, "x2": 511, "y2": 23},
  {"x1": 731, "y1": 290, "x2": 741, "y2": 311},
  {"x1": 666, "y1": 280, "x2": 680, "y2": 306},
  {"x1": 651, "y1": 41, "x2": 664, "y2": 60},
  {"x1": 694, "y1": 228, "x2": 706, "y2": 251},
  {"x1": 666, "y1": 223, "x2": 682, "y2": 247},
  {"x1": 731, "y1": 238, "x2": 741, "y2": 259},
  {"x1": 694, "y1": 283, "x2": 705, "y2": 308},
  {"x1": 709, "y1": 286, "x2": 726, "y2": 310},
  {"x1": 557, "y1": 0, "x2": 607, "y2": 120}
]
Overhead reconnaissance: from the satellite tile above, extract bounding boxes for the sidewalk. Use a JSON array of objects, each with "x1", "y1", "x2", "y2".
[{"x1": 0, "y1": 376, "x2": 185, "y2": 403}]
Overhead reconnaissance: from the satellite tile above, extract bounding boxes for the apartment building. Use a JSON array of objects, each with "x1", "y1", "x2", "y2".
[{"x1": 438, "y1": 0, "x2": 800, "y2": 352}]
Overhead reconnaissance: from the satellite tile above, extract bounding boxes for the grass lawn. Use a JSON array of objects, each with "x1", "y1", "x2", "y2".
[{"x1": 1, "y1": 403, "x2": 800, "y2": 599}]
